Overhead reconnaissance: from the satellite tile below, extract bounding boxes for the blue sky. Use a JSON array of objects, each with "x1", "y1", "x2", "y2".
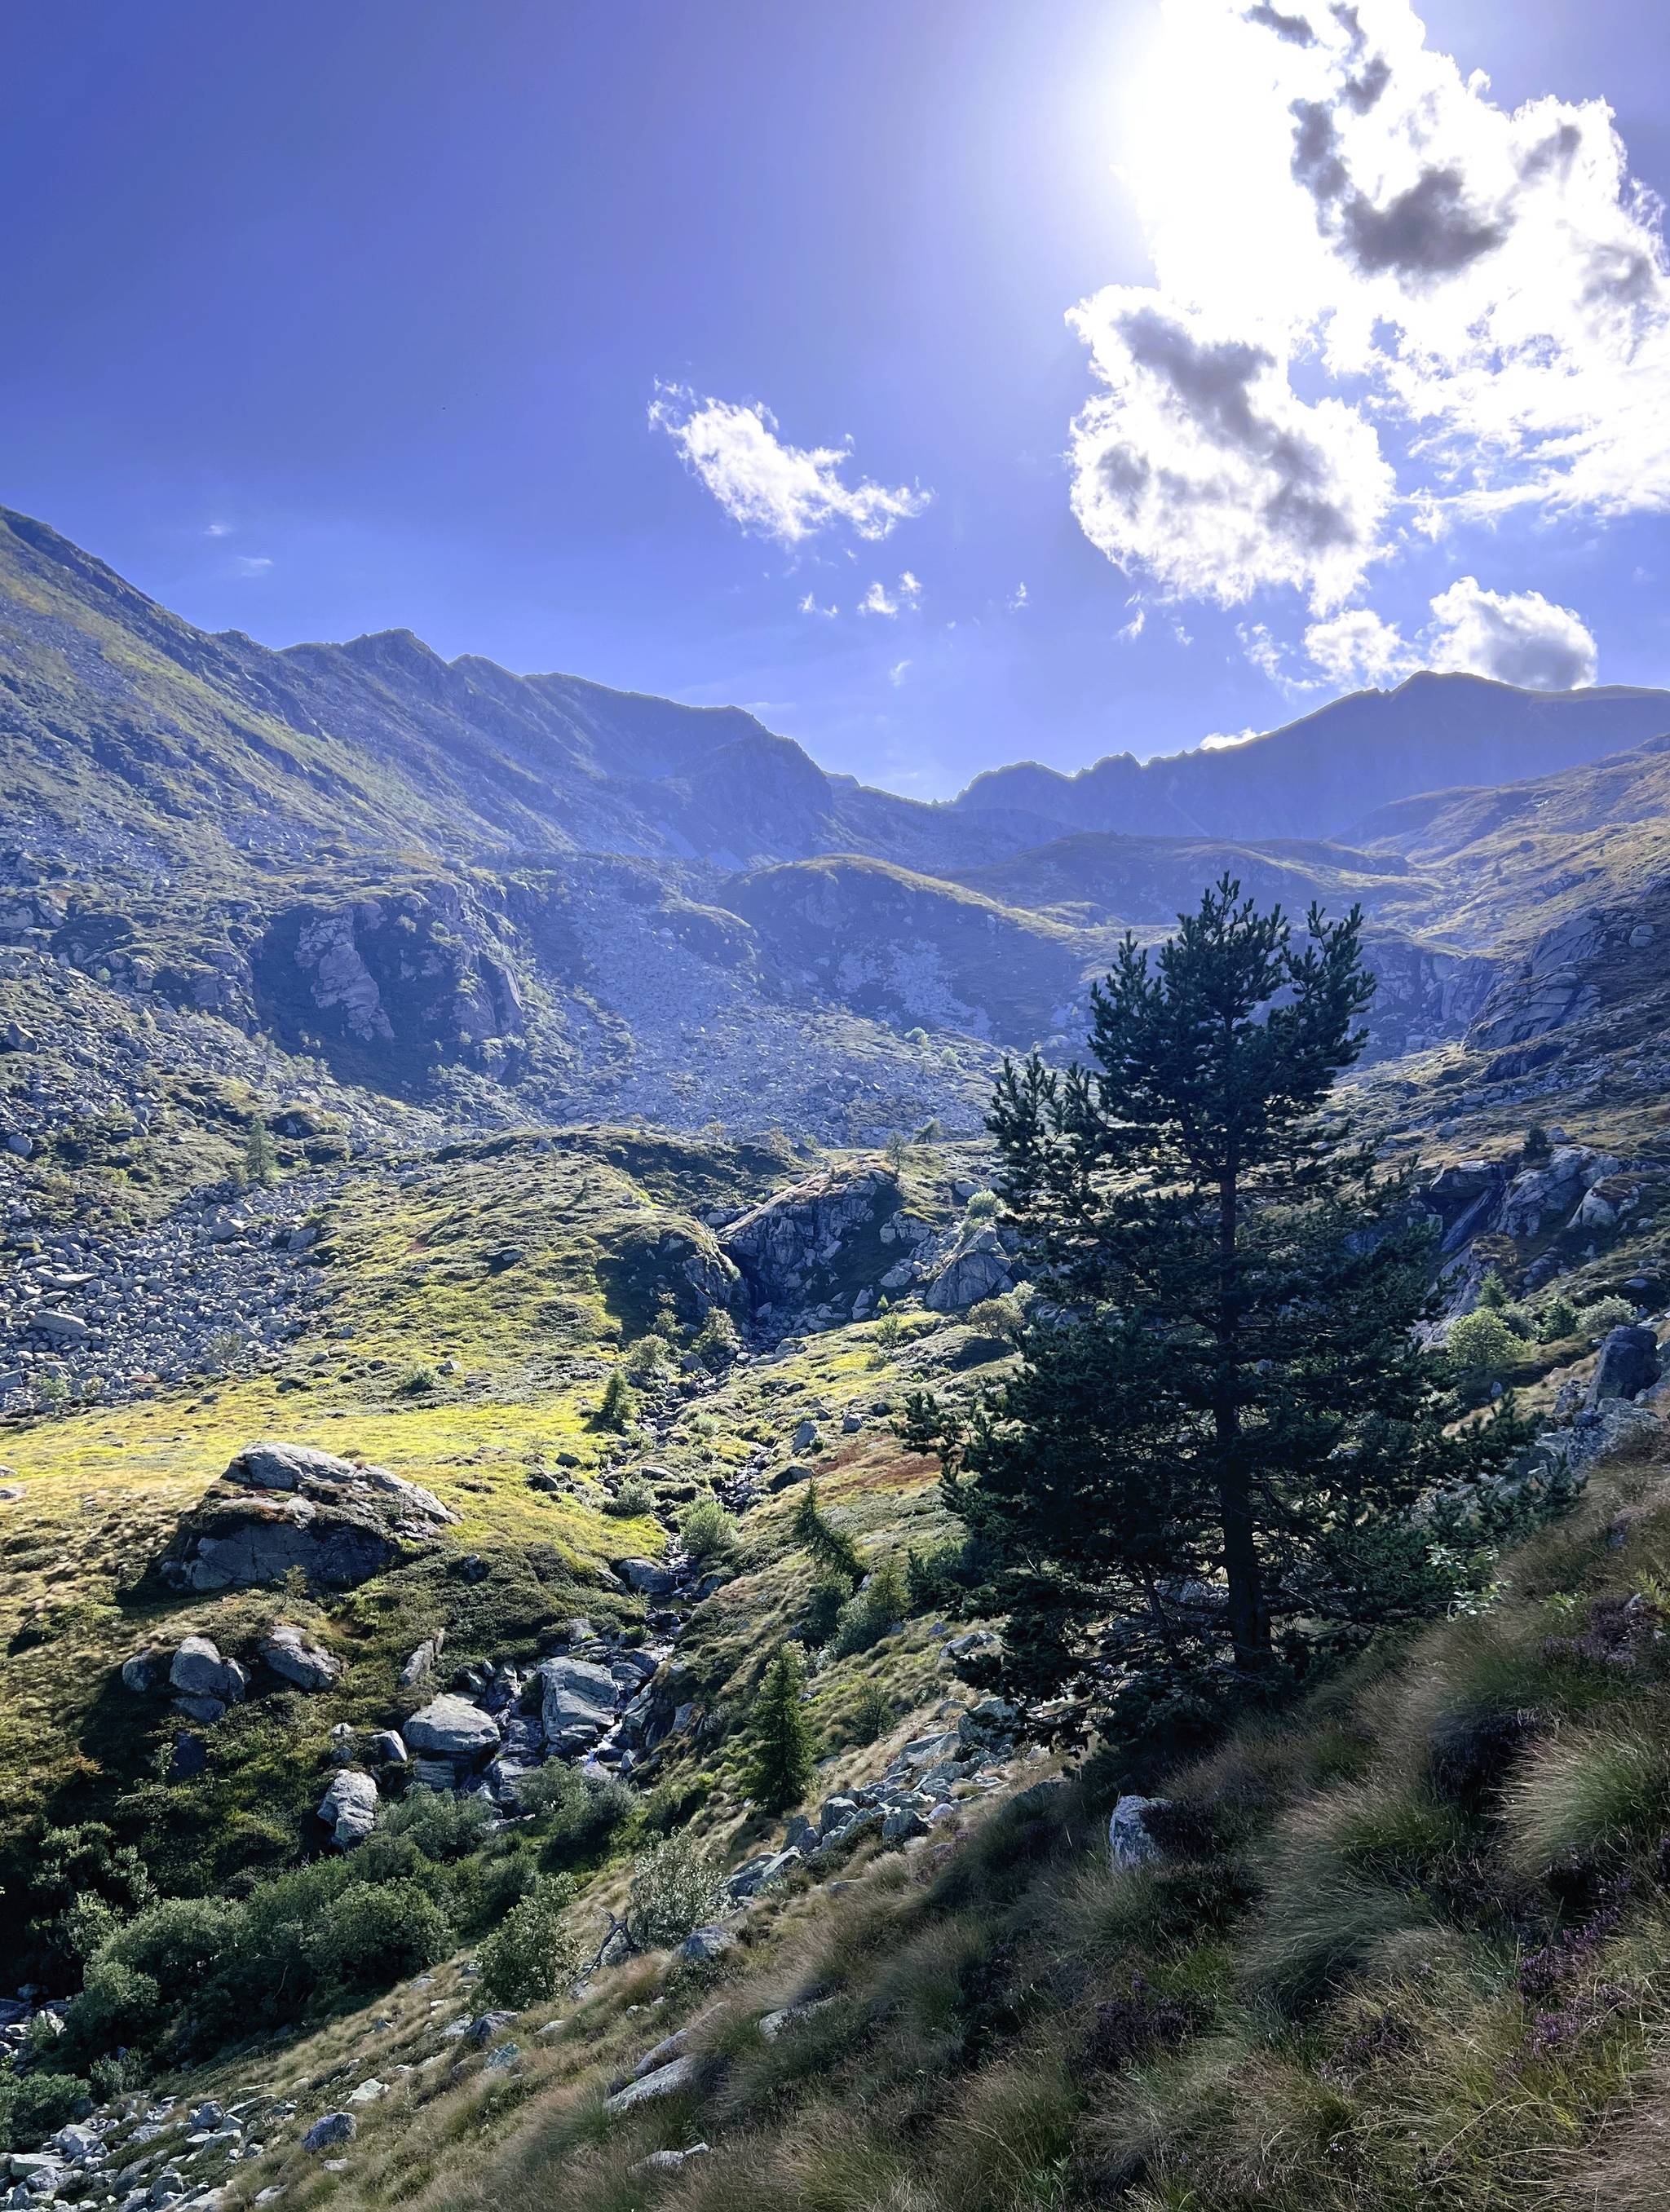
[{"x1": 3, "y1": 0, "x2": 1668, "y2": 799}]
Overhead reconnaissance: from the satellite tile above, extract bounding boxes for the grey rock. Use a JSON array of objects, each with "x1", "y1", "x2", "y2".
[
  {"x1": 674, "y1": 1925, "x2": 736, "y2": 1965},
  {"x1": 169, "y1": 1636, "x2": 249, "y2": 1706},
  {"x1": 1588, "y1": 1325, "x2": 1659, "y2": 1407},
  {"x1": 404, "y1": 1695, "x2": 501, "y2": 1759},
  {"x1": 258, "y1": 1623, "x2": 342, "y2": 1690},
  {"x1": 318, "y1": 1769, "x2": 378, "y2": 1847},
  {"x1": 605, "y1": 2055, "x2": 698, "y2": 2113},
  {"x1": 301, "y1": 2112, "x2": 356, "y2": 2153},
  {"x1": 1108, "y1": 1794, "x2": 1168, "y2": 1870},
  {"x1": 536, "y1": 1656, "x2": 618, "y2": 1740}
]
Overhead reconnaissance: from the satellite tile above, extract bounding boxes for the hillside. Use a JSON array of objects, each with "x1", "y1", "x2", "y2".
[{"x1": 8, "y1": 501, "x2": 1670, "y2": 2210}]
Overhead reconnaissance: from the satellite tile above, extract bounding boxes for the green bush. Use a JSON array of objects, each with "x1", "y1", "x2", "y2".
[
  {"x1": 518, "y1": 1764, "x2": 631, "y2": 1850},
  {"x1": 596, "y1": 1370, "x2": 639, "y2": 1431},
  {"x1": 963, "y1": 1188, "x2": 1001, "y2": 1221},
  {"x1": 308, "y1": 1880, "x2": 453, "y2": 1996},
  {"x1": 692, "y1": 1307, "x2": 742, "y2": 1371},
  {"x1": 379, "y1": 1787, "x2": 495, "y2": 1861},
  {"x1": 679, "y1": 1497, "x2": 739, "y2": 1565},
  {"x1": 1540, "y1": 1294, "x2": 1579, "y2": 1342},
  {"x1": 0, "y1": 2070, "x2": 90, "y2": 2152},
  {"x1": 604, "y1": 1474, "x2": 657, "y2": 1518},
  {"x1": 1575, "y1": 1295, "x2": 1637, "y2": 1340},
  {"x1": 624, "y1": 1833, "x2": 728, "y2": 1951},
  {"x1": 479, "y1": 1878, "x2": 581, "y2": 2007},
  {"x1": 802, "y1": 1575, "x2": 850, "y2": 1647},
  {"x1": 965, "y1": 1293, "x2": 1025, "y2": 1341},
  {"x1": 1446, "y1": 1307, "x2": 1522, "y2": 1378},
  {"x1": 848, "y1": 1680, "x2": 894, "y2": 1745},
  {"x1": 625, "y1": 1334, "x2": 674, "y2": 1382}
]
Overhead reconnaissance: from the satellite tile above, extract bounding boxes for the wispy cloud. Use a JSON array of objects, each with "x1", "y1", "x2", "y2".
[
  {"x1": 889, "y1": 659, "x2": 912, "y2": 686},
  {"x1": 797, "y1": 592, "x2": 839, "y2": 618},
  {"x1": 650, "y1": 382, "x2": 930, "y2": 545},
  {"x1": 1008, "y1": 581, "x2": 1029, "y2": 612},
  {"x1": 232, "y1": 554, "x2": 273, "y2": 577}
]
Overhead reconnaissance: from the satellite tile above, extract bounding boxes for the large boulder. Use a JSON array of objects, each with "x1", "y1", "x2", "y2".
[
  {"x1": 259, "y1": 1623, "x2": 343, "y2": 1691},
  {"x1": 923, "y1": 1225, "x2": 1015, "y2": 1313},
  {"x1": 159, "y1": 1442, "x2": 457, "y2": 1594},
  {"x1": 404, "y1": 1695, "x2": 501, "y2": 1761},
  {"x1": 318, "y1": 1769, "x2": 378, "y2": 1848},
  {"x1": 169, "y1": 1636, "x2": 249, "y2": 1710},
  {"x1": 537, "y1": 1657, "x2": 619, "y2": 1751},
  {"x1": 1588, "y1": 1325, "x2": 1660, "y2": 1407},
  {"x1": 1108, "y1": 1795, "x2": 1168, "y2": 1870}
]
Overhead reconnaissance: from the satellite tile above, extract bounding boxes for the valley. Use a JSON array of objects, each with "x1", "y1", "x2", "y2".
[{"x1": 5, "y1": 510, "x2": 1670, "y2": 2210}]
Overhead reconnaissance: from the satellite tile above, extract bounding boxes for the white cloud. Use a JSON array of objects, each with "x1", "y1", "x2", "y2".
[
  {"x1": 1068, "y1": 290, "x2": 1395, "y2": 608},
  {"x1": 797, "y1": 592, "x2": 838, "y2": 618},
  {"x1": 650, "y1": 383, "x2": 930, "y2": 545},
  {"x1": 232, "y1": 554, "x2": 273, "y2": 577},
  {"x1": 1303, "y1": 606, "x2": 1416, "y2": 687},
  {"x1": 1068, "y1": 0, "x2": 1670, "y2": 605},
  {"x1": 1199, "y1": 726, "x2": 1261, "y2": 749},
  {"x1": 1425, "y1": 576, "x2": 1597, "y2": 688},
  {"x1": 1009, "y1": 581, "x2": 1029, "y2": 611},
  {"x1": 1116, "y1": 607, "x2": 1147, "y2": 643},
  {"x1": 859, "y1": 572, "x2": 922, "y2": 618},
  {"x1": 888, "y1": 659, "x2": 912, "y2": 686},
  {"x1": 205, "y1": 520, "x2": 232, "y2": 538}
]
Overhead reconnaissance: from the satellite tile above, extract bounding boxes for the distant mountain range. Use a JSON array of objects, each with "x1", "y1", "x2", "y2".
[{"x1": 3, "y1": 501, "x2": 1669, "y2": 1139}]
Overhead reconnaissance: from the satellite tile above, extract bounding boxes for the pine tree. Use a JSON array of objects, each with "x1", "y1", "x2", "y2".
[
  {"x1": 903, "y1": 877, "x2": 1525, "y2": 1732},
  {"x1": 596, "y1": 1370, "x2": 638, "y2": 1432},
  {"x1": 747, "y1": 1645, "x2": 815, "y2": 1812},
  {"x1": 793, "y1": 1481, "x2": 863, "y2": 1586},
  {"x1": 243, "y1": 1118, "x2": 279, "y2": 1189}
]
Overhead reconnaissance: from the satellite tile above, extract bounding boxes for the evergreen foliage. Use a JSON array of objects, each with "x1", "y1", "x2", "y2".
[
  {"x1": 747, "y1": 1644, "x2": 815, "y2": 1811},
  {"x1": 792, "y1": 1480, "x2": 864, "y2": 1586},
  {"x1": 903, "y1": 878, "x2": 1526, "y2": 1735}
]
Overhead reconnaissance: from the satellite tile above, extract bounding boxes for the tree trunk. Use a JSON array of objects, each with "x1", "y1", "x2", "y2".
[{"x1": 1216, "y1": 1165, "x2": 1269, "y2": 1678}]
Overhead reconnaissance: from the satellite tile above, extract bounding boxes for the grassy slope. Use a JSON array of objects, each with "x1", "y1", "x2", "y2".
[{"x1": 150, "y1": 1423, "x2": 1670, "y2": 2212}]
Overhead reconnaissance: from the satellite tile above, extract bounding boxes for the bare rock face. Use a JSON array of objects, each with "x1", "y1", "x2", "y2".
[
  {"x1": 158, "y1": 1441, "x2": 457, "y2": 1594},
  {"x1": 1588, "y1": 1325, "x2": 1661, "y2": 1408},
  {"x1": 923, "y1": 1224, "x2": 1016, "y2": 1313},
  {"x1": 720, "y1": 1164, "x2": 911, "y2": 1324},
  {"x1": 403, "y1": 1694, "x2": 501, "y2": 1760}
]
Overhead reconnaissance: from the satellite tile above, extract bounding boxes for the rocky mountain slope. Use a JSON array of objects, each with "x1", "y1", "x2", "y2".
[
  {"x1": 7, "y1": 507, "x2": 1670, "y2": 1147},
  {"x1": 6, "y1": 497, "x2": 1670, "y2": 2203}
]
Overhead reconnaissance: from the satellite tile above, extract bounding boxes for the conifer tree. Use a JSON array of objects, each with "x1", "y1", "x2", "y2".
[
  {"x1": 747, "y1": 1645, "x2": 815, "y2": 1811},
  {"x1": 903, "y1": 878, "x2": 1525, "y2": 1732},
  {"x1": 243, "y1": 1117, "x2": 279, "y2": 1189},
  {"x1": 793, "y1": 1481, "x2": 863, "y2": 1586}
]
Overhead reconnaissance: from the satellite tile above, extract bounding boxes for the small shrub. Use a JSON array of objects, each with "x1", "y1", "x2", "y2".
[
  {"x1": 678, "y1": 1498, "x2": 738, "y2": 1565},
  {"x1": 1540, "y1": 1294, "x2": 1580, "y2": 1342},
  {"x1": 479, "y1": 1878, "x2": 580, "y2": 2007},
  {"x1": 1575, "y1": 1295, "x2": 1637, "y2": 1341},
  {"x1": 625, "y1": 1335, "x2": 673, "y2": 1382},
  {"x1": 604, "y1": 1475, "x2": 656, "y2": 1519},
  {"x1": 691, "y1": 1307, "x2": 741, "y2": 1371},
  {"x1": 1447, "y1": 1307, "x2": 1522, "y2": 1378},
  {"x1": 0, "y1": 2071, "x2": 89, "y2": 2151},
  {"x1": 624, "y1": 1833, "x2": 728, "y2": 1951},
  {"x1": 395, "y1": 1362, "x2": 440, "y2": 1396},
  {"x1": 966, "y1": 1292, "x2": 1024, "y2": 1341},
  {"x1": 848, "y1": 1680, "x2": 894, "y2": 1744},
  {"x1": 802, "y1": 1575, "x2": 850, "y2": 1647},
  {"x1": 963, "y1": 1188, "x2": 1001, "y2": 1221},
  {"x1": 596, "y1": 1371, "x2": 639, "y2": 1431},
  {"x1": 379, "y1": 1787, "x2": 495, "y2": 1862},
  {"x1": 519, "y1": 1764, "x2": 631, "y2": 1849}
]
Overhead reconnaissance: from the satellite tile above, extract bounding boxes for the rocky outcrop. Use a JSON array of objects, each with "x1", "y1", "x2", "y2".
[
  {"x1": 720, "y1": 1164, "x2": 922, "y2": 1328},
  {"x1": 158, "y1": 1442, "x2": 457, "y2": 1594},
  {"x1": 923, "y1": 1223, "x2": 1016, "y2": 1312},
  {"x1": 1589, "y1": 1326, "x2": 1661, "y2": 1407},
  {"x1": 169, "y1": 1636, "x2": 249, "y2": 1723}
]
